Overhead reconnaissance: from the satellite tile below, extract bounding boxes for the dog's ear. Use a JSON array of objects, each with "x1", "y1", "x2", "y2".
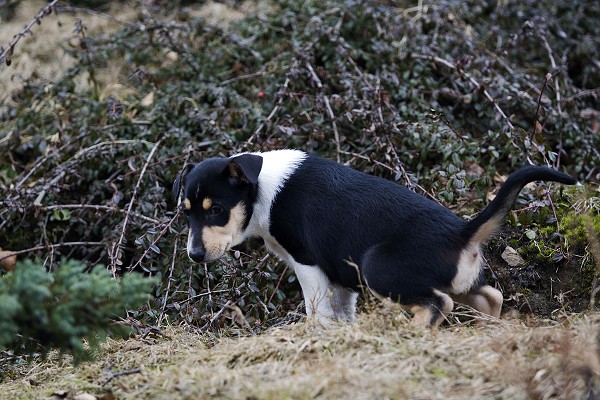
[
  {"x1": 226, "y1": 154, "x2": 263, "y2": 185},
  {"x1": 173, "y1": 163, "x2": 195, "y2": 203}
]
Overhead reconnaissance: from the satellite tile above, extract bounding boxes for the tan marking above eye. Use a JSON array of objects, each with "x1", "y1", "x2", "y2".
[
  {"x1": 183, "y1": 198, "x2": 191, "y2": 210},
  {"x1": 202, "y1": 197, "x2": 213, "y2": 210}
]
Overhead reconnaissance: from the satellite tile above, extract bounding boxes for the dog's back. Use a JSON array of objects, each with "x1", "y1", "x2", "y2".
[{"x1": 269, "y1": 155, "x2": 465, "y2": 290}]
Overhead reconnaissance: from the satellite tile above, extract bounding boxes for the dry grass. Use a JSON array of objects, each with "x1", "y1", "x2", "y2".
[
  {"x1": 0, "y1": 1, "x2": 128, "y2": 108},
  {"x1": 0, "y1": 0, "x2": 260, "y2": 110},
  {"x1": 2, "y1": 307, "x2": 600, "y2": 399}
]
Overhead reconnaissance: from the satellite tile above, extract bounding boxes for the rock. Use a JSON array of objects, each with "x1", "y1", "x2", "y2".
[{"x1": 501, "y1": 246, "x2": 526, "y2": 267}]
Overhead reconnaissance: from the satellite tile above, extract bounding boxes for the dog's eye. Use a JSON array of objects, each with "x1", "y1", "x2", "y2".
[{"x1": 209, "y1": 205, "x2": 224, "y2": 216}]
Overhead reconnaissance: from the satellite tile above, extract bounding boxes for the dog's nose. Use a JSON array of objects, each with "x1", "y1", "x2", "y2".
[{"x1": 188, "y1": 248, "x2": 206, "y2": 263}]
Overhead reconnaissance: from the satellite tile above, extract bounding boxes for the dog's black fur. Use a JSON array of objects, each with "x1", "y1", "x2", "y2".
[{"x1": 174, "y1": 150, "x2": 576, "y2": 327}]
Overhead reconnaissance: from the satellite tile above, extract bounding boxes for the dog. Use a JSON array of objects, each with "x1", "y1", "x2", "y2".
[{"x1": 173, "y1": 149, "x2": 576, "y2": 328}]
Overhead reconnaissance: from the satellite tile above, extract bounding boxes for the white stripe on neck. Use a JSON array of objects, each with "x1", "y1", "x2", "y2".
[{"x1": 243, "y1": 149, "x2": 307, "y2": 238}]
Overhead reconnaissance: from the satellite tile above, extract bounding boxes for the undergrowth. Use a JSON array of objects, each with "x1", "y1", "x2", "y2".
[{"x1": 0, "y1": 0, "x2": 599, "y2": 333}]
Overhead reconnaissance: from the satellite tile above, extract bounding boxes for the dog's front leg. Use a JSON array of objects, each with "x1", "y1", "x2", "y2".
[{"x1": 292, "y1": 263, "x2": 337, "y2": 326}]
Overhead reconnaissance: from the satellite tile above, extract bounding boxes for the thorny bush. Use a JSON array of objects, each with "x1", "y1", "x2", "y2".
[{"x1": 0, "y1": 0, "x2": 599, "y2": 331}]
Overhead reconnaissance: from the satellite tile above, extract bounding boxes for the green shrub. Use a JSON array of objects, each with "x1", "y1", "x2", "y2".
[{"x1": 0, "y1": 259, "x2": 155, "y2": 364}]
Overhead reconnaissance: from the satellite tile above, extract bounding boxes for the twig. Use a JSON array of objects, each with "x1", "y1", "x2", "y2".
[
  {"x1": 203, "y1": 262, "x2": 213, "y2": 313},
  {"x1": 102, "y1": 367, "x2": 143, "y2": 386},
  {"x1": 0, "y1": 242, "x2": 105, "y2": 262},
  {"x1": 221, "y1": 71, "x2": 266, "y2": 86},
  {"x1": 533, "y1": 72, "x2": 552, "y2": 137},
  {"x1": 467, "y1": 73, "x2": 514, "y2": 130},
  {"x1": 110, "y1": 139, "x2": 163, "y2": 276},
  {"x1": 0, "y1": 0, "x2": 59, "y2": 66},
  {"x1": 413, "y1": 54, "x2": 515, "y2": 130},
  {"x1": 174, "y1": 289, "x2": 229, "y2": 304},
  {"x1": 545, "y1": 189, "x2": 560, "y2": 232},
  {"x1": 157, "y1": 146, "x2": 194, "y2": 324},
  {"x1": 158, "y1": 236, "x2": 178, "y2": 326},
  {"x1": 67, "y1": 139, "x2": 154, "y2": 164},
  {"x1": 122, "y1": 155, "x2": 182, "y2": 178},
  {"x1": 55, "y1": 6, "x2": 140, "y2": 29},
  {"x1": 14, "y1": 131, "x2": 89, "y2": 189},
  {"x1": 375, "y1": 79, "x2": 385, "y2": 127},
  {"x1": 248, "y1": 60, "x2": 298, "y2": 144},
  {"x1": 539, "y1": 33, "x2": 562, "y2": 113},
  {"x1": 338, "y1": 44, "x2": 374, "y2": 90},
  {"x1": 40, "y1": 204, "x2": 161, "y2": 224},
  {"x1": 208, "y1": 300, "x2": 233, "y2": 327},
  {"x1": 305, "y1": 61, "x2": 341, "y2": 162},
  {"x1": 338, "y1": 149, "x2": 443, "y2": 205},
  {"x1": 384, "y1": 134, "x2": 413, "y2": 188},
  {"x1": 564, "y1": 88, "x2": 600, "y2": 104},
  {"x1": 531, "y1": 73, "x2": 552, "y2": 165},
  {"x1": 484, "y1": 49, "x2": 540, "y2": 99},
  {"x1": 127, "y1": 212, "x2": 180, "y2": 273},
  {"x1": 268, "y1": 265, "x2": 288, "y2": 305},
  {"x1": 186, "y1": 262, "x2": 195, "y2": 319}
]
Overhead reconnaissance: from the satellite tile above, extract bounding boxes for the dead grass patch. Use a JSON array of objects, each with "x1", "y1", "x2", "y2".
[
  {"x1": 2, "y1": 308, "x2": 599, "y2": 399},
  {"x1": 0, "y1": 1, "x2": 131, "y2": 108},
  {"x1": 0, "y1": 0, "x2": 261, "y2": 111}
]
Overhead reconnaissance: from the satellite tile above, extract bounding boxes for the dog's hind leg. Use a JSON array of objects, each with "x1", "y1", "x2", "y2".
[
  {"x1": 331, "y1": 285, "x2": 358, "y2": 322},
  {"x1": 452, "y1": 285, "x2": 503, "y2": 318},
  {"x1": 292, "y1": 263, "x2": 337, "y2": 325},
  {"x1": 362, "y1": 243, "x2": 455, "y2": 329}
]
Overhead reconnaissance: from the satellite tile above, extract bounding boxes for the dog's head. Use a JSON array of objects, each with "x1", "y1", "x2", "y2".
[{"x1": 173, "y1": 153, "x2": 263, "y2": 263}]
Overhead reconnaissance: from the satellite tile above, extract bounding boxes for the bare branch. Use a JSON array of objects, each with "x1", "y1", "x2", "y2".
[
  {"x1": 110, "y1": 139, "x2": 163, "y2": 276},
  {"x1": 54, "y1": 6, "x2": 140, "y2": 29},
  {"x1": 305, "y1": 61, "x2": 341, "y2": 163},
  {"x1": 40, "y1": 204, "x2": 162, "y2": 225},
  {"x1": 158, "y1": 235, "x2": 179, "y2": 326},
  {"x1": 0, "y1": 242, "x2": 106, "y2": 262},
  {"x1": 248, "y1": 60, "x2": 298, "y2": 145},
  {"x1": 127, "y1": 212, "x2": 179, "y2": 273},
  {"x1": 413, "y1": 54, "x2": 515, "y2": 130}
]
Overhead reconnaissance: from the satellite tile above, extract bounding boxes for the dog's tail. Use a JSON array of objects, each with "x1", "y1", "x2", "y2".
[{"x1": 462, "y1": 166, "x2": 576, "y2": 244}]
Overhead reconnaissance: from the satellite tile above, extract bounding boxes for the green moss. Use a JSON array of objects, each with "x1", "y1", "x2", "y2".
[
  {"x1": 560, "y1": 212, "x2": 600, "y2": 253},
  {"x1": 521, "y1": 241, "x2": 560, "y2": 264}
]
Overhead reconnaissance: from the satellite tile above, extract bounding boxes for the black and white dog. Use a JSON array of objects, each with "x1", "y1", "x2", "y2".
[{"x1": 173, "y1": 150, "x2": 575, "y2": 328}]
